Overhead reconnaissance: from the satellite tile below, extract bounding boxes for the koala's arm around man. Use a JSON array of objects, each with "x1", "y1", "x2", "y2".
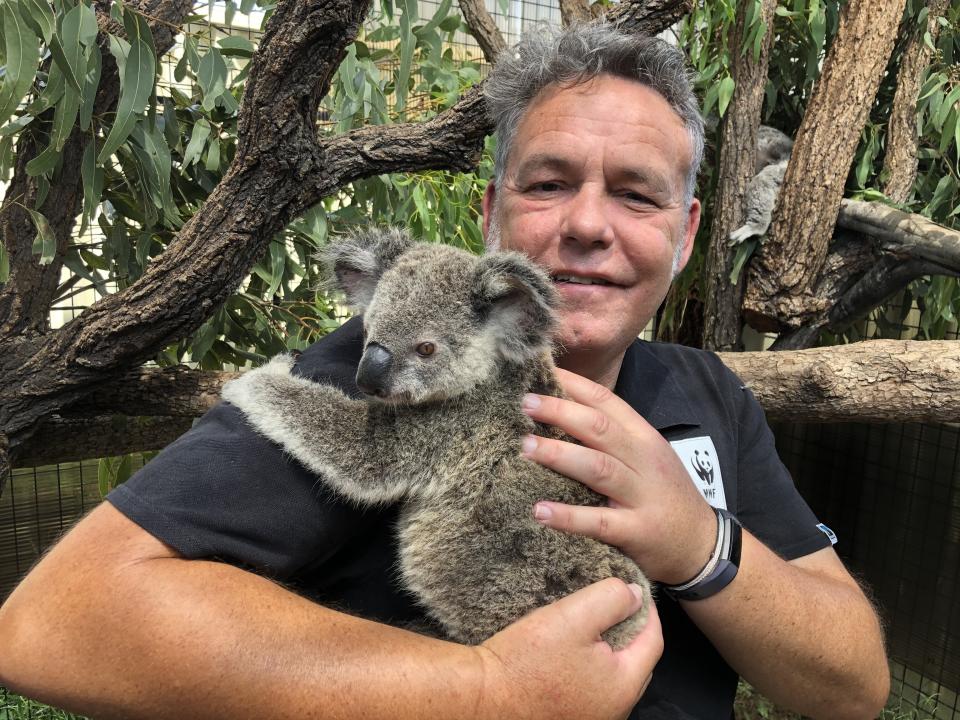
[{"x1": 0, "y1": 501, "x2": 661, "y2": 720}]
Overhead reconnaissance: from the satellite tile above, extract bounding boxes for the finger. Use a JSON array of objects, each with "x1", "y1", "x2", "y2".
[
  {"x1": 532, "y1": 500, "x2": 634, "y2": 548},
  {"x1": 522, "y1": 392, "x2": 633, "y2": 459},
  {"x1": 523, "y1": 434, "x2": 635, "y2": 504},
  {"x1": 617, "y1": 602, "x2": 664, "y2": 688},
  {"x1": 554, "y1": 368, "x2": 660, "y2": 440},
  {"x1": 537, "y1": 577, "x2": 644, "y2": 645}
]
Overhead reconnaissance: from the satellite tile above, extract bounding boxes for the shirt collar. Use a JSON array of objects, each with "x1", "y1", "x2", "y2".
[{"x1": 614, "y1": 340, "x2": 701, "y2": 431}]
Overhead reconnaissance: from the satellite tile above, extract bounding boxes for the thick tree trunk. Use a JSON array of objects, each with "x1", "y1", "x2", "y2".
[
  {"x1": 701, "y1": 0, "x2": 777, "y2": 352},
  {"x1": 718, "y1": 340, "x2": 960, "y2": 423},
  {"x1": 743, "y1": 0, "x2": 908, "y2": 332},
  {"x1": 882, "y1": 0, "x2": 951, "y2": 203}
]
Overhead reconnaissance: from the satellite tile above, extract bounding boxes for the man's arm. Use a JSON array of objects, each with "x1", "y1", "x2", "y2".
[
  {"x1": 0, "y1": 501, "x2": 661, "y2": 720},
  {"x1": 520, "y1": 370, "x2": 889, "y2": 720}
]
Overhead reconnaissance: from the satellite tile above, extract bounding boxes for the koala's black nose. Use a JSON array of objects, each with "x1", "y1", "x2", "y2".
[{"x1": 356, "y1": 343, "x2": 393, "y2": 398}]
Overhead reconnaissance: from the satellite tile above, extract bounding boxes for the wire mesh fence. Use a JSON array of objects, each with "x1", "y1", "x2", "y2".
[{"x1": 2, "y1": 1, "x2": 959, "y2": 718}]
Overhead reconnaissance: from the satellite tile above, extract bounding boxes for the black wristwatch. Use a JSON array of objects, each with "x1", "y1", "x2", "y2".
[{"x1": 664, "y1": 508, "x2": 742, "y2": 602}]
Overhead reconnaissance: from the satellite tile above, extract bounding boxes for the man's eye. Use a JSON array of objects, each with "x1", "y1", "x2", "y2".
[
  {"x1": 623, "y1": 191, "x2": 655, "y2": 205},
  {"x1": 530, "y1": 181, "x2": 562, "y2": 193}
]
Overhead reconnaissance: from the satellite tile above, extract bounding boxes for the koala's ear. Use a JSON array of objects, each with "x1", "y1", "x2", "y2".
[
  {"x1": 319, "y1": 227, "x2": 415, "y2": 311},
  {"x1": 471, "y1": 252, "x2": 559, "y2": 363}
]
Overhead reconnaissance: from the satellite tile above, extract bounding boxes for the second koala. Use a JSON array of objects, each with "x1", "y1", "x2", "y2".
[{"x1": 222, "y1": 229, "x2": 651, "y2": 648}]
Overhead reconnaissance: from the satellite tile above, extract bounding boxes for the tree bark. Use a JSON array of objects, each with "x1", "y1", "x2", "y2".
[
  {"x1": 743, "y1": 0, "x2": 908, "y2": 332},
  {"x1": 882, "y1": 0, "x2": 951, "y2": 203},
  {"x1": 717, "y1": 340, "x2": 960, "y2": 423},
  {"x1": 701, "y1": 0, "x2": 777, "y2": 352},
  {"x1": 457, "y1": 0, "x2": 505, "y2": 64},
  {"x1": 559, "y1": 0, "x2": 592, "y2": 26},
  {"x1": 15, "y1": 415, "x2": 193, "y2": 468}
]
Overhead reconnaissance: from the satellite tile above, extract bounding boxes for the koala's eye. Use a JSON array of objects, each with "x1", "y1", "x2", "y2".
[{"x1": 416, "y1": 342, "x2": 436, "y2": 357}]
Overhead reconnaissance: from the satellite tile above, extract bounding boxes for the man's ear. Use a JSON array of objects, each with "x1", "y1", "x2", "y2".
[
  {"x1": 481, "y1": 183, "x2": 497, "y2": 247},
  {"x1": 319, "y1": 227, "x2": 415, "y2": 311},
  {"x1": 675, "y1": 198, "x2": 701, "y2": 276},
  {"x1": 471, "y1": 252, "x2": 558, "y2": 364}
]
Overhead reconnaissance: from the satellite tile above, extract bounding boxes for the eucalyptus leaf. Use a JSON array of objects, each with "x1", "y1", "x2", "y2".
[
  {"x1": 182, "y1": 118, "x2": 210, "y2": 166},
  {"x1": 78, "y1": 41, "x2": 101, "y2": 130},
  {"x1": 728, "y1": 239, "x2": 758, "y2": 285},
  {"x1": 26, "y1": 207, "x2": 56, "y2": 264},
  {"x1": 79, "y1": 139, "x2": 104, "y2": 235},
  {"x1": 204, "y1": 133, "x2": 220, "y2": 171},
  {"x1": 717, "y1": 75, "x2": 735, "y2": 117},
  {"x1": 99, "y1": 34, "x2": 155, "y2": 162},
  {"x1": 0, "y1": 242, "x2": 9, "y2": 283},
  {"x1": 18, "y1": 0, "x2": 54, "y2": 44},
  {"x1": 198, "y1": 47, "x2": 228, "y2": 111},
  {"x1": 0, "y1": 1, "x2": 41, "y2": 128}
]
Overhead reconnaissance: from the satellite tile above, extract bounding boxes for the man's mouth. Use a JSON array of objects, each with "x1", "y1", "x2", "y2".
[{"x1": 552, "y1": 273, "x2": 615, "y2": 286}]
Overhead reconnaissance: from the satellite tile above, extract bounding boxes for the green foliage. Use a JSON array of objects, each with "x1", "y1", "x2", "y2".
[
  {"x1": 0, "y1": 0, "x2": 489, "y2": 372},
  {"x1": 0, "y1": 687, "x2": 89, "y2": 720}
]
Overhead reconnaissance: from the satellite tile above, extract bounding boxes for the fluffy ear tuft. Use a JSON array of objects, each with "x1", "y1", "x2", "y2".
[
  {"x1": 318, "y1": 227, "x2": 416, "y2": 311},
  {"x1": 471, "y1": 252, "x2": 559, "y2": 364}
]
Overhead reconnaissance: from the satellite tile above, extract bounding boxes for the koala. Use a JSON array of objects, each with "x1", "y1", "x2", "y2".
[
  {"x1": 729, "y1": 125, "x2": 794, "y2": 245},
  {"x1": 222, "y1": 228, "x2": 651, "y2": 649}
]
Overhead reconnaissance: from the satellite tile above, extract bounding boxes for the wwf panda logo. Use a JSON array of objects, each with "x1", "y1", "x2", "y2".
[{"x1": 691, "y1": 449, "x2": 715, "y2": 486}]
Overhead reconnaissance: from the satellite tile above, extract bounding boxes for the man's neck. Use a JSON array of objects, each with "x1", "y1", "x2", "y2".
[{"x1": 556, "y1": 349, "x2": 626, "y2": 390}]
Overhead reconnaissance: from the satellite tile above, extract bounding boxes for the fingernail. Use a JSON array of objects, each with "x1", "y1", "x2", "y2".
[
  {"x1": 533, "y1": 502, "x2": 553, "y2": 521},
  {"x1": 628, "y1": 583, "x2": 644, "y2": 603},
  {"x1": 521, "y1": 435, "x2": 537, "y2": 455},
  {"x1": 521, "y1": 393, "x2": 541, "y2": 411}
]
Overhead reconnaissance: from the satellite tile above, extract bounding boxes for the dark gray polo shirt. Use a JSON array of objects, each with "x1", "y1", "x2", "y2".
[{"x1": 109, "y1": 316, "x2": 832, "y2": 719}]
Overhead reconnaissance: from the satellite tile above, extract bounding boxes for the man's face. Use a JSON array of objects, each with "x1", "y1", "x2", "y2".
[{"x1": 483, "y1": 74, "x2": 700, "y2": 361}]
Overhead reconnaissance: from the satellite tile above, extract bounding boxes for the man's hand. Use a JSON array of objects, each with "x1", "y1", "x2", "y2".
[
  {"x1": 519, "y1": 368, "x2": 716, "y2": 585},
  {"x1": 478, "y1": 578, "x2": 662, "y2": 720}
]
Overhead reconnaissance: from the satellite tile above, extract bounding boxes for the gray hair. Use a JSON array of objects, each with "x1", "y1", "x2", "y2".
[{"x1": 484, "y1": 24, "x2": 705, "y2": 208}]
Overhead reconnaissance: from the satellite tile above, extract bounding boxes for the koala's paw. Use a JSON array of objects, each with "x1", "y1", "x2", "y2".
[
  {"x1": 221, "y1": 354, "x2": 295, "y2": 410},
  {"x1": 729, "y1": 224, "x2": 761, "y2": 246},
  {"x1": 600, "y1": 578, "x2": 653, "y2": 651},
  {"x1": 260, "y1": 353, "x2": 297, "y2": 376}
]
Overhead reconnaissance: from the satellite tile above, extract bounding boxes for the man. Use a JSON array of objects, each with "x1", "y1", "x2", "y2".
[{"x1": 0, "y1": 24, "x2": 887, "y2": 719}]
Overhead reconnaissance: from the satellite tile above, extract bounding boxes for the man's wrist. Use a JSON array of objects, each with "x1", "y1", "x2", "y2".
[{"x1": 664, "y1": 509, "x2": 742, "y2": 602}]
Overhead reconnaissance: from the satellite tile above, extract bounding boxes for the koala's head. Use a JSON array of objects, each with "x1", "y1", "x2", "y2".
[{"x1": 323, "y1": 228, "x2": 558, "y2": 404}]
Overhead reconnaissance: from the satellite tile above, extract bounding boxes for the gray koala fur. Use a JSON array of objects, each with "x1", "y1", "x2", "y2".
[
  {"x1": 222, "y1": 228, "x2": 651, "y2": 649},
  {"x1": 729, "y1": 126, "x2": 794, "y2": 245}
]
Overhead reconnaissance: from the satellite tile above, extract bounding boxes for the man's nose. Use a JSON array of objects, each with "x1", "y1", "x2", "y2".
[{"x1": 560, "y1": 186, "x2": 614, "y2": 249}]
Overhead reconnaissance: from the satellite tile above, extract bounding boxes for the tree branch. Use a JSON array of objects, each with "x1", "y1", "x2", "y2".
[
  {"x1": 15, "y1": 415, "x2": 193, "y2": 468},
  {"x1": 559, "y1": 0, "x2": 592, "y2": 26},
  {"x1": 457, "y1": 0, "x2": 506, "y2": 64},
  {"x1": 743, "y1": 0, "x2": 908, "y2": 331},
  {"x1": 608, "y1": 0, "x2": 693, "y2": 34},
  {"x1": 882, "y1": 0, "x2": 951, "y2": 203},
  {"x1": 718, "y1": 340, "x2": 960, "y2": 423},
  {"x1": 16, "y1": 336, "x2": 960, "y2": 467}
]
